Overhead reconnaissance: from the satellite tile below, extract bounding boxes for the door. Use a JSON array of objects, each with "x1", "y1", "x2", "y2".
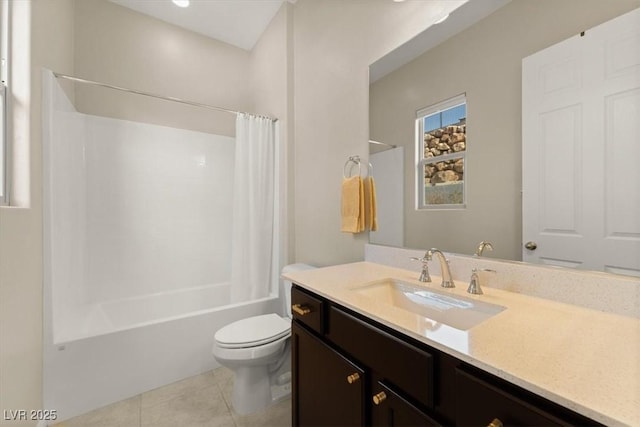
[
  {"x1": 522, "y1": 8, "x2": 640, "y2": 276},
  {"x1": 291, "y1": 321, "x2": 365, "y2": 426}
]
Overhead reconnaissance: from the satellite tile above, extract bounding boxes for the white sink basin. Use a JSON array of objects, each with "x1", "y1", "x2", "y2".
[{"x1": 352, "y1": 279, "x2": 506, "y2": 330}]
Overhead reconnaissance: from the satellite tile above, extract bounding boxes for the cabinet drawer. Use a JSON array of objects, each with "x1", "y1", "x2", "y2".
[
  {"x1": 291, "y1": 286, "x2": 325, "y2": 334},
  {"x1": 328, "y1": 306, "x2": 434, "y2": 409},
  {"x1": 455, "y1": 367, "x2": 601, "y2": 426}
]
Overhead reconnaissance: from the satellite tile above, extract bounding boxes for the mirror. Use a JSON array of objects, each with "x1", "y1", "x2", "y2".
[{"x1": 369, "y1": 0, "x2": 640, "y2": 277}]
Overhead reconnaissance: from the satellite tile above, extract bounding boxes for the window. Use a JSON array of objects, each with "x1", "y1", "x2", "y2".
[
  {"x1": 416, "y1": 94, "x2": 466, "y2": 209},
  {"x1": 0, "y1": 0, "x2": 8, "y2": 205}
]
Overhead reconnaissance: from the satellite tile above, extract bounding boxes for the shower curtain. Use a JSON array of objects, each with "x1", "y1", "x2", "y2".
[{"x1": 230, "y1": 113, "x2": 279, "y2": 302}]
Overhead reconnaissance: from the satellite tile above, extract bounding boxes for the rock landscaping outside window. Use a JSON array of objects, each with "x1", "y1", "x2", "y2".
[{"x1": 416, "y1": 95, "x2": 466, "y2": 209}]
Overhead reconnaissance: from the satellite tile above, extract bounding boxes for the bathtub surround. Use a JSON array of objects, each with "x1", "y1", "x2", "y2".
[{"x1": 43, "y1": 71, "x2": 237, "y2": 340}]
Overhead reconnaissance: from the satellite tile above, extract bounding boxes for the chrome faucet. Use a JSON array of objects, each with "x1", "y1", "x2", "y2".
[
  {"x1": 427, "y1": 248, "x2": 455, "y2": 288},
  {"x1": 410, "y1": 253, "x2": 432, "y2": 283},
  {"x1": 474, "y1": 241, "x2": 494, "y2": 257}
]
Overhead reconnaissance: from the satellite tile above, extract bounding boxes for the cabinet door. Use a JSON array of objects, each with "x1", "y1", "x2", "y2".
[
  {"x1": 371, "y1": 381, "x2": 440, "y2": 427},
  {"x1": 292, "y1": 321, "x2": 365, "y2": 426}
]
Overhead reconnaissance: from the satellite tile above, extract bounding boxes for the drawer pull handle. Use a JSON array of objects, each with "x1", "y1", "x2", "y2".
[
  {"x1": 487, "y1": 419, "x2": 503, "y2": 427},
  {"x1": 372, "y1": 391, "x2": 387, "y2": 405},
  {"x1": 346, "y1": 373, "x2": 360, "y2": 384},
  {"x1": 292, "y1": 304, "x2": 311, "y2": 316}
]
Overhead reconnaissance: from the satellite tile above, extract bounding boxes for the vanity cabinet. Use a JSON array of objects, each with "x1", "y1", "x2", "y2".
[
  {"x1": 291, "y1": 285, "x2": 601, "y2": 427},
  {"x1": 291, "y1": 321, "x2": 364, "y2": 426}
]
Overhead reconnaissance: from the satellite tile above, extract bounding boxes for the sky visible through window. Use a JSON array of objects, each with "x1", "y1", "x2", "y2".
[{"x1": 424, "y1": 104, "x2": 466, "y2": 132}]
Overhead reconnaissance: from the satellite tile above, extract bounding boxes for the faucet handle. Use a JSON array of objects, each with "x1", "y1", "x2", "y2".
[
  {"x1": 410, "y1": 257, "x2": 432, "y2": 283},
  {"x1": 467, "y1": 268, "x2": 496, "y2": 295},
  {"x1": 474, "y1": 241, "x2": 494, "y2": 257}
]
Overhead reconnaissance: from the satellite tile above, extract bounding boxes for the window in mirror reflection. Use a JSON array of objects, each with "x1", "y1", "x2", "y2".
[{"x1": 416, "y1": 94, "x2": 466, "y2": 209}]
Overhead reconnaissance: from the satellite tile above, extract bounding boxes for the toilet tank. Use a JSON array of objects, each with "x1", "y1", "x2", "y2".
[{"x1": 281, "y1": 263, "x2": 316, "y2": 318}]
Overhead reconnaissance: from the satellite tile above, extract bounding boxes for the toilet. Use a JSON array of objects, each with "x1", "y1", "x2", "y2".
[{"x1": 212, "y1": 263, "x2": 315, "y2": 415}]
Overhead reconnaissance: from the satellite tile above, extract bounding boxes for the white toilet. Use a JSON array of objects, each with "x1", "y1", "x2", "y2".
[{"x1": 212, "y1": 263, "x2": 315, "y2": 415}]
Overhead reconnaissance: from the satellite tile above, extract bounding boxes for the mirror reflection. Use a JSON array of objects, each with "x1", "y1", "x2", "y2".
[{"x1": 369, "y1": 0, "x2": 640, "y2": 277}]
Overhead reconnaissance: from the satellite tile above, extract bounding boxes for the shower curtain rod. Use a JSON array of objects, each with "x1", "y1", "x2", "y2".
[
  {"x1": 53, "y1": 72, "x2": 278, "y2": 122},
  {"x1": 369, "y1": 139, "x2": 397, "y2": 148}
]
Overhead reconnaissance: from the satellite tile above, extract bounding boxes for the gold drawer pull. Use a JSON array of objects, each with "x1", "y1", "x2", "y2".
[
  {"x1": 487, "y1": 418, "x2": 503, "y2": 427},
  {"x1": 372, "y1": 391, "x2": 387, "y2": 405},
  {"x1": 346, "y1": 373, "x2": 360, "y2": 384},
  {"x1": 292, "y1": 304, "x2": 311, "y2": 316}
]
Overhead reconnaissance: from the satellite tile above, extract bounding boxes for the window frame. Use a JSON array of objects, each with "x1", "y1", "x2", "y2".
[
  {"x1": 415, "y1": 93, "x2": 467, "y2": 210},
  {"x1": 0, "y1": 0, "x2": 9, "y2": 205}
]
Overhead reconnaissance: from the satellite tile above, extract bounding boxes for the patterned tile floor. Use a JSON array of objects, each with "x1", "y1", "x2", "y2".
[{"x1": 53, "y1": 367, "x2": 291, "y2": 427}]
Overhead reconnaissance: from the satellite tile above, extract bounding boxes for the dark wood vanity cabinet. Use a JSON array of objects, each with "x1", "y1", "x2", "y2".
[
  {"x1": 291, "y1": 321, "x2": 364, "y2": 426},
  {"x1": 291, "y1": 285, "x2": 601, "y2": 427}
]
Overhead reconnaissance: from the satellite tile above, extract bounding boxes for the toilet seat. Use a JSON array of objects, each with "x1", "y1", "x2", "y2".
[{"x1": 215, "y1": 313, "x2": 291, "y2": 349}]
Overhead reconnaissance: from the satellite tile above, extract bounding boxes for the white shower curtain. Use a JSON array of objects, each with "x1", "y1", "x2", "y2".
[{"x1": 230, "y1": 113, "x2": 279, "y2": 303}]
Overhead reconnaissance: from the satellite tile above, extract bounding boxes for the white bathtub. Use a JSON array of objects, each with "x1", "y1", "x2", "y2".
[{"x1": 44, "y1": 282, "x2": 281, "y2": 422}]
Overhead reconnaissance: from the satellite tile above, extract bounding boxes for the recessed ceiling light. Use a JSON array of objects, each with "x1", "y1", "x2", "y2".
[
  {"x1": 172, "y1": 0, "x2": 190, "y2": 7},
  {"x1": 392, "y1": 0, "x2": 406, "y2": 3}
]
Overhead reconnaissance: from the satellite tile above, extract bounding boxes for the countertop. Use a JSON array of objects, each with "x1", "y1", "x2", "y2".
[{"x1": 283, "y1": 261, "x2": 640, "y2": 427}]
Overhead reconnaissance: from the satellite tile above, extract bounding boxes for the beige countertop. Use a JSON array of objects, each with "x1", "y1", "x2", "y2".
[{"x1": 283, "y1": 261, "x2": 640, "y2": 427}]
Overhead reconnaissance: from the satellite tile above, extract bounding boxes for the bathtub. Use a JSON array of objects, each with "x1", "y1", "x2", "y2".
[{"x1": 43, "y1": 282, "x2": 281, "y2": 422}]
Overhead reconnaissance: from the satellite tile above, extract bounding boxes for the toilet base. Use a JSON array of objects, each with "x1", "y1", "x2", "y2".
[{"x1": 231, "y1": 366, "x2": 291, "y2": 415}]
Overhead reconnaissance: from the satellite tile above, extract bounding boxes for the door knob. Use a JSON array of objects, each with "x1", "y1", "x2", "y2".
[
  {"x1": 487, "y1": 418, "x2": 503, "y2": 427},
  {"x1": 524, "y1": 241, "x2": 537, "y2": 250}
]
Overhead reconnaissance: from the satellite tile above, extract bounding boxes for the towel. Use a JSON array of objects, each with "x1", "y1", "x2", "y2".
[
  {"x1": 341, "y1": 176, "x2": 364, "y2": 233},
  {"x1": 367, "y1": 176, "x2": 378, "y2": 231}
]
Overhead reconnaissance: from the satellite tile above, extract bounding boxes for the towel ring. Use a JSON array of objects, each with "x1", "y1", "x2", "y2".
[
  {"x1": 343, "y1": 155, "x2": 373, "y2": 178},
  {"x1": 343, "y1": 156, "x2": 362, "y2": 178}
]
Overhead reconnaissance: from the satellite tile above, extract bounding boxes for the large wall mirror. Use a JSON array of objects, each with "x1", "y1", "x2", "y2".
[{"x1": 369, "y1": 0, "x2": 640, "y2": 277}]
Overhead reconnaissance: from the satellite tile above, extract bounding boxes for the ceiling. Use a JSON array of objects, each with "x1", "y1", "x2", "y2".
[{"x1": 110, "y1": 0, "x2": 286, "y2": 51}]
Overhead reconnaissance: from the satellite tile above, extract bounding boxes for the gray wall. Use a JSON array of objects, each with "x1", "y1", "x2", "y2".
[
  {"x1": 292, "y1": 0, "x2": 466, "y2": 266},
  {"x1": 370, "y1": 0, "x2": 640, "y2": 260}
]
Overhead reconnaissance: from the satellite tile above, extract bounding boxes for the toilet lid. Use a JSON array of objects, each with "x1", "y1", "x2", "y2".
[{"x1": 215, "y1": 313, "x2": 290, "y2": 349}]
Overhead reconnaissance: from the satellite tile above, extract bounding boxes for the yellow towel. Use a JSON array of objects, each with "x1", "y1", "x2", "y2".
[
  {"x1": 341, "y1": 176, "x2": 364, "y2": 233},
  {"x1": 363, "y1": 176, "x2": 372, "y2": 231},
  {"x1": 358, "y1": 177, "x2": 365, "y2": 232},
  {"x1": 364, "y1": 176, "x2": 378, "y2": 232}
]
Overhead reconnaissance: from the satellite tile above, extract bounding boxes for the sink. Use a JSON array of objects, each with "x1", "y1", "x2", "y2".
[{"x1": 352, "y1": 279, "x2": 506, "y2": 330}]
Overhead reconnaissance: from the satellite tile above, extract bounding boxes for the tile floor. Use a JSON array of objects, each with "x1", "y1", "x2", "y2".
[{"x1": 53, "y1": 367, "x2": 291, "y2": 427}]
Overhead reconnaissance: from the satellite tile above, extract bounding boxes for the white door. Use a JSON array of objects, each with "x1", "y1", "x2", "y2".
[{"x1": 522, "y1": 8, "x2": 640, "y2": 276}]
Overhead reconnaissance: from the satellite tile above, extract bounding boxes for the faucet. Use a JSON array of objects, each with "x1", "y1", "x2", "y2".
[
  {"x1": 410, "y1": 253, "x2": 432, "y2": 283},
  {"x1": 467, "y1": 268, "x2": 496, "y2": 295},
  {"x1": 474, "y1": 241, "x2": 494, "y2": 257},
  {"x1": 427, "y1": 248, "x2": 455, "y2": 288}
]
